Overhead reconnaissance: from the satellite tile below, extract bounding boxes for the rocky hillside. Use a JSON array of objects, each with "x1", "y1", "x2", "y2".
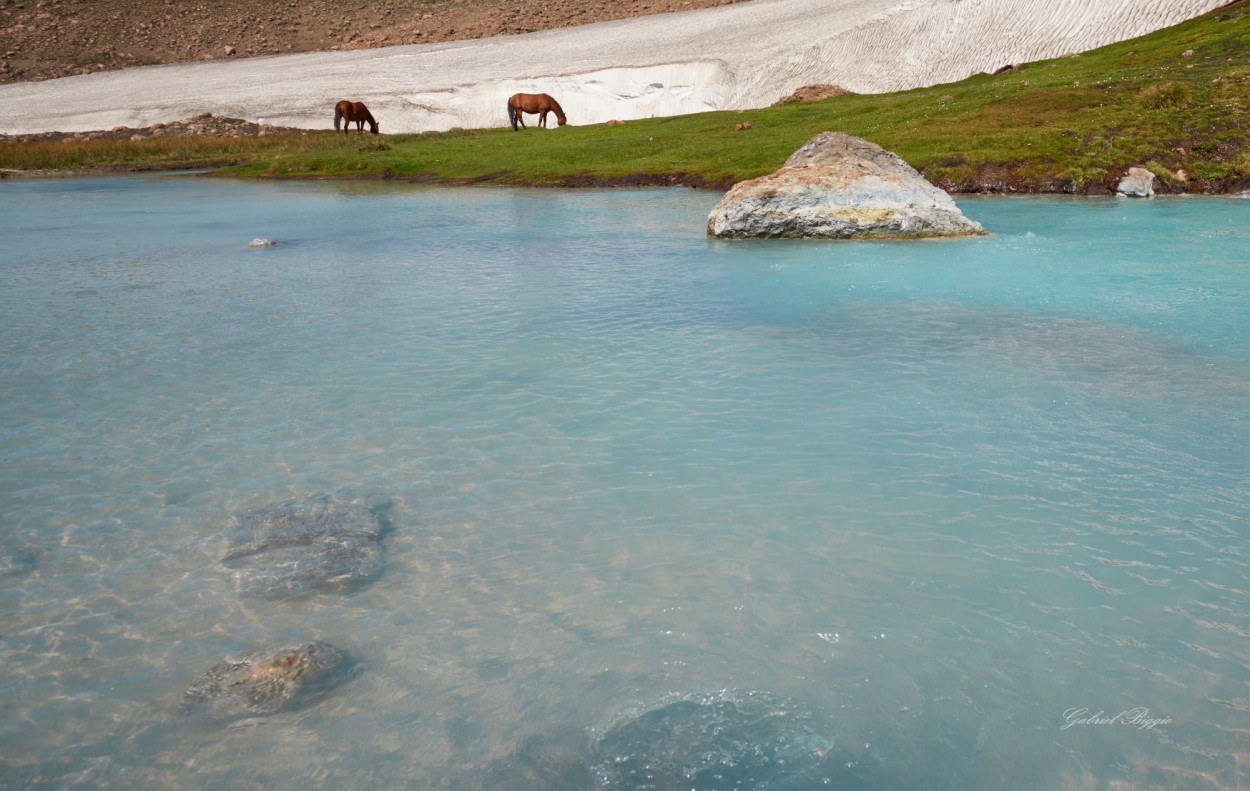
[{"x1": 0, "y1": 0, "x2": 740, "y2": 85}]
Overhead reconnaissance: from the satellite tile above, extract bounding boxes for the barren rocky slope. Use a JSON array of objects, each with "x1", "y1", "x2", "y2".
[{"x1": 0, "y1": 0, "x2": 740, "y2": 85}]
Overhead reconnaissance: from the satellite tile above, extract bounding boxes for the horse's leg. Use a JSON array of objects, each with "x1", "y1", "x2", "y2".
[{"x1": 538, "y1": 110, "x2": 548, "y2": 128}]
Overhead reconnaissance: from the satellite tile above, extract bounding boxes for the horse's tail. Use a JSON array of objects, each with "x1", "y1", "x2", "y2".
[
  {"x1": 334, "y1": 103, "x2": 343, "y2": 132},
  {"x1": 507, "y1": 100, "x2": 518, "y2": 131}
]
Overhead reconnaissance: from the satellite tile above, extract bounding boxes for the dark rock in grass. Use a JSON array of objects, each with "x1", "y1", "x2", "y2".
[
  {"x1": 707, "y1": 131, "x2": 986, "y2": 239},
  {"x1": 219, "y1": 492, "x2": 384, "y2": 597},
  {"x1": 591, "y1": 691, "x2": 836, "y2": 791},
  {"x1": 181, "y1": 640, "x2": 351, "y2": 718}
]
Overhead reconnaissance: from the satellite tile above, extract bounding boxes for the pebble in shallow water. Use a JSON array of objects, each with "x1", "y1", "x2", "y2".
[
  {"x1": 180, "y1": 641, "x2": 350, "y2": 718},
  {"x1": 218, "y1": 492, "x2": 385, "y2": 597}
]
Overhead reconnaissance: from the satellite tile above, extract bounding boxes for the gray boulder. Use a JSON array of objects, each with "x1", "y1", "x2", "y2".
[
  {"x1": 707, "y1": 132, "x2": 985, "y2": 239},
  {"x1": 1116, "y1": 166, "x2": 1156, "y2": 197}
]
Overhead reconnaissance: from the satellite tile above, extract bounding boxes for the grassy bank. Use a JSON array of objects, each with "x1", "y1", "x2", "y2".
[{"x1": 3, "y1": 1, "x2": 1249, "y2": 192}]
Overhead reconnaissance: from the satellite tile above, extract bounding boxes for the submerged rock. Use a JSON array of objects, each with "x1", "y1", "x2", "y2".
[
  {"x1": 219, "y1": 492, "x2": 384, "y2": 597},
  {"x1": 591, "y1": 691, "x2": 836, "y2": 790},
  {"x1": 181, "y1": 640, "x2": 350, "y2": 718},
  {"x1": 0, "y1": 546, "x2": 36, "y2": 579},
  {"x1": 248, "y1": 238, "x2": 276, "y2": 248},
  {"x1": 707, "y1": 131, "x2": 985, "y2": 239},
  {"x1": 479, "y1": 731, "x2": 596, "y2": 791}
]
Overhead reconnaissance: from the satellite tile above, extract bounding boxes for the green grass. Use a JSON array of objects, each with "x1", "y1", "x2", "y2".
[
  {"x1": 4, "y1": 1, "x2": 1249, "y2": 191},
  {"x1": 0, "y1": 132, "x2": 333, "y2": 172}
]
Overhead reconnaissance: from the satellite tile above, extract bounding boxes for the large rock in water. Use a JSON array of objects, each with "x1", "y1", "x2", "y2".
[
  {"x1": 707, "y1": 132, "x2": 985, "y2": 239},
  {"x1": 218, "y1": 493, "x2": 385, "y2": 597},
  {"x1": 180, "y1": 641, "x2": 351, "y2": 719},
  {"x1": 591, "y1": 691, "x2": 837, "y2": 790}
]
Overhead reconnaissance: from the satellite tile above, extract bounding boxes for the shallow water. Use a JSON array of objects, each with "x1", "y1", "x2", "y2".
[{"x1": 2, "y1": 176, "x2": 1249, "y2": 789}]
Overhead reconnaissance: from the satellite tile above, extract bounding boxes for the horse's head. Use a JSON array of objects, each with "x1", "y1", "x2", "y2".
[
  {"x1": 556, "y1": 114, "x2": 567, "y2": 127},
  {"x1": 369, "y1": 121, "x2": 379, "y2": 135}
]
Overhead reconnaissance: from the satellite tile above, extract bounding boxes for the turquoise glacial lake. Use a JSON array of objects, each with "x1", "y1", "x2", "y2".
[{"x1": 2, "y1": 176, "x2": 1249, "y2": 789}]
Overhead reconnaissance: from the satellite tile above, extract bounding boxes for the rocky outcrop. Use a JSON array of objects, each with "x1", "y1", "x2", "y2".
[
  {"x1": 1116, "y1": 166, "x2": 1157, "y2": 197},
  {"x1": 0, "y1": 113, "x2": 302, "y2": 143},
  {"x1": 707, "y1": 132, "x2": 986, "y2": 239},
  {"x1": 772, "y1": 84, "x2": 852, "y2": 106}
]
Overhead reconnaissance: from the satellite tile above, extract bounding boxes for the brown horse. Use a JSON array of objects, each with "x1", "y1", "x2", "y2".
[
  {"x1": 507, "y1": 93, "x2": 566, "y2": 131},
  {"x1": 333, "y1": 100, "x2": 379, "y2": 135}
]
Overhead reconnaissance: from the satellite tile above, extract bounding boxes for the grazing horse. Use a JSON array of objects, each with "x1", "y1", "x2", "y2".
[
  {"x1": 333, "y1": 100, "x2": 379, "y2": 135},
  {"x1": 507, "y1": 93, "x2": 567, "y2": 131}
]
